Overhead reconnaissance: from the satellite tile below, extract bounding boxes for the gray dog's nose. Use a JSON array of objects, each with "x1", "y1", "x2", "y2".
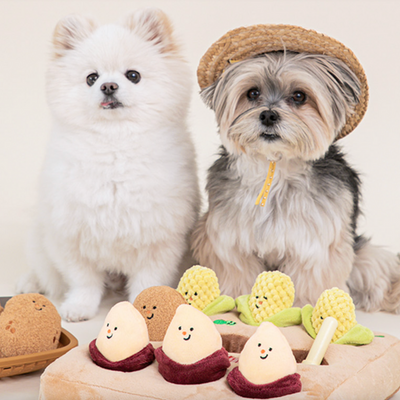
[
  {"x1": 101, "y1": 82, "x2": 119, "y2": 95},
  {"x1": 259, "y1": 110, "x2": 280, "y2": 127}
]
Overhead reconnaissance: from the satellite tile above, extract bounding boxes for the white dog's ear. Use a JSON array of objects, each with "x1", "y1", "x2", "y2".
[
  {"x1": 124, "y1": 8, "x2": 178, "y2": 54},
  {"x1": 52, "y1": 14, "x2": 98, "y2": 57}
]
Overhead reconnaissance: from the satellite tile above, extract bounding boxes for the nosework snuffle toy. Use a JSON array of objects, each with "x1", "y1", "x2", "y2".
[{"x1": 192, "y1": 24, "x2": 400, "y2": 313}]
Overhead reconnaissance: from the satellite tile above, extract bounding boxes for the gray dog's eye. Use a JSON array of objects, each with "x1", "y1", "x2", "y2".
[
  {"x1": 126, "y1": 70, "x2": 141, "y2": 84},
  {"x1": 247, "y1": 88, "x2": 260, "y2": 101},
  {"x1": 291, "y1": 91, "x2": 307, "y2": 105},
  {"x1": 86, "y1": 73, "x2": 99, "y2": 87}
]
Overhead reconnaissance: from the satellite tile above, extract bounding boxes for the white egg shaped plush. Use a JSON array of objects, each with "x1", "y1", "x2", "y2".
[
  {"x1": 155, "y1": 304, "x2": 230, "y2": 384},
  {"x1": 163, "y1": 304, "x2": 221, "y2": 364},
  {"x1": 227, "y1": 322, "x2": 301, "y2": 398},
  {"x1": 89, "y1": 301, "x2": 155, "y2": 372}
]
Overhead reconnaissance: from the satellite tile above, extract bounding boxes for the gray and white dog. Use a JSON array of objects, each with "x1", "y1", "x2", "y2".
[{"x1": 192, "y1": 51, "x2": 400, "y2": 312}]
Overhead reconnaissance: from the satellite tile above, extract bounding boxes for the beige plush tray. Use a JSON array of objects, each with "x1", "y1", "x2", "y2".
[
  {"x1": 39, "y1": 313, "x2": 400, "y2": 399},
  {"x1": 0, "y1": 328, "x2": 78, "y2": 378}
]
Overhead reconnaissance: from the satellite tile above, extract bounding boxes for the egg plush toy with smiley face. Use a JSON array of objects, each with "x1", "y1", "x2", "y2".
[
  {"x1": 155, "y1": 304, "x2": 230, "y2": 384},
  {"x1": 89, "y1": 301, "x2": 155, "y2": 372},
  {"x1": 227, "y1": 322, "x2": 302, "y2": 398}
]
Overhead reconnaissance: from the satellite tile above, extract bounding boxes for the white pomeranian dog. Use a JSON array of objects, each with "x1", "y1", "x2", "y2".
[{"x1": 17, "y1": 8, "x2": 200, "y2": 321}]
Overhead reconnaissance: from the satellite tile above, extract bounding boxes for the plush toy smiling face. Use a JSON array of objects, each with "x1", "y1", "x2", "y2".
[
  {"x1": 238, "y1": 321, "x2": 297, "y2": 385},
  {"x1": 177, "y1": 266, "x2": 220, "y2": 311},
  {"x1": 249, "y1": 271, "x2": 295, "y2": 323},
  {"x1": 96, "y1": 301, "x2": 149, "y2": 362},
  {"x1": 0, "y1": 293, "x2": 61, "y2": 357},
  {"x1": 162, "y1": 304, "x2": 222, "y2": 365},
  {"x1": 133, "y1": 286, "x2": 186, "y2": 341},
  {"x1": 178, "y1": 325, "x2": 194, "y2": 341}
]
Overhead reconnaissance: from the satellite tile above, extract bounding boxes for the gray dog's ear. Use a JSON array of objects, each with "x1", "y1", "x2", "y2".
[
  {"x1": 52, "y1": 14, "x2": 98, "y2": 58},
  {"x1": 313, "y1": 55, "x2": 361, "y2": 122},
  {"x1": 124, "y1": 8, "x2": 178, "y2": 54},
  {"x1": 303, "y1": 54, "x2": 362, "y2": 131},
  {"x1": 323, "y1": 57, "x2": 361, "y2": 106},
  {"x1": 200, "y1": 81, "x2": 218, "y2": 110}
]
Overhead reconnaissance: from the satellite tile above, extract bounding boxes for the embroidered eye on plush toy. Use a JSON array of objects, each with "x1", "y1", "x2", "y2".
[
  {"x1": 0, "y1": 293, "x2": 61, "y2": 358},
  {"x1": 301, "y1": 287, "x2": 374, "y2": 345},
  {"x1": 155, "y1": 304, "x2": 230, "y2": 384},
  {"x1": 227, "y1": 321, "x2": 301, "y2": 398},
  {"x1": 176, "y1": 265, "x2": 235, "y2": 315},
  {"x1": 236, "y1": 271, "x2": 302, "y2": 327},
  {"x1": 89, "y1": 301, "x2": 155, "y2": 372}
]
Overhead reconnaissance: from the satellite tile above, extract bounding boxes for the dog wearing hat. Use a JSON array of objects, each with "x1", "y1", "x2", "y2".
[{"x1": 192, "y1": 24, "x2": 400, "y2": 313}]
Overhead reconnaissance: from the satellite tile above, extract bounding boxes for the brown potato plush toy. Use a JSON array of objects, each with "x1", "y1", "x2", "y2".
[
  {"x1": 0, "y1": 293, "x2": 61, "y2": 358},
  {"x1": 133, "y1": 286, "x2": 186, "y2": 341}
]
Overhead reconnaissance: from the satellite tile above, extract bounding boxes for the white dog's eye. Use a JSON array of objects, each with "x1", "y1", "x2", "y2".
[
  {"x1": 247, "y1": 88, "x2": 260, "y2": 101},
  {"x1": 291, "y1": 91, "x2": 307, "y2": 105},
  {"x1": 126, "y1": 70, "x2": 141, "y2": 84},
  {"x1": 86, "y1": 73, "x2": 99, "y2": 87}
]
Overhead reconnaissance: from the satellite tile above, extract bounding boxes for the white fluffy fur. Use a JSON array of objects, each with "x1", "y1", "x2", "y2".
[{"x1": 17, "y1": 9, "x2": 200, "y2": 321}]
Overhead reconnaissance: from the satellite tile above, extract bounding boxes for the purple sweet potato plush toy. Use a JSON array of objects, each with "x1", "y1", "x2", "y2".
[{"x1": 155, "y1": 304, "x2": 230, "y2": 384}]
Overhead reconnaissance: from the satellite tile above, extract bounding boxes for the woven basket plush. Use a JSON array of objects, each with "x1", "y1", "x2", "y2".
[
  {"x1": 0, "y1": 328, "x2": 78, "y2": 378},
  {"x1": 197, "y1": 24, "x2": 368, "y2": 139}
]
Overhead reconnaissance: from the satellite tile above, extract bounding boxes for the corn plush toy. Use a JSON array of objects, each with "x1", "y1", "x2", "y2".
[
  {"x1": 0, "y1": 293, "x2": 61, "y2": 358},
  {"x1": 301, "y1": 287, "x2": 374, "y2": 345},
  {"x1": 177, "y1": 266, "x2": 235, "y2": 316},
  {"x1": 227, "y1": 322, "x2": 301, "y2": 398},
  {"x1": 235, "y1": 271, "x2": 302, "y2": 327}
]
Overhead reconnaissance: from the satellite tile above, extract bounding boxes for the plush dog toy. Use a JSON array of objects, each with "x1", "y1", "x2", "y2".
[
  {"x1": 133, "y1": 286, "x2": 186, "y2": 341},
  {"x1": 155, "y1": 304, "x2": 230, "y2": 384},
  {"x1": 227, "y1": 321, "x2": 301, "y2": 398},
  {"x1": 89, "y1": 301, "x2": 155, "y2": 372},
  {"x1": 236, "y1": 271, "x2": 302, "y2": 327},
  {"x1": 0, "y1": 293, "x2": 61, "y2": 357},
  {"x1": 301, "y1": 287, "x2": 374, "y2": 345},
  {"x1": 177, "y1": 265, "x2": 235, "y2": 315}
]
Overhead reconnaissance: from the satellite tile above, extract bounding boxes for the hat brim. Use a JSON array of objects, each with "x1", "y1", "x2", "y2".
[{"x1": 197, "y1": 24, "x2": 368, "y2": 139}]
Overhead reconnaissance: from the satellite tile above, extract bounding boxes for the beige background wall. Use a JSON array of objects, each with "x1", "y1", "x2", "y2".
[{"x1": 0, "y1": 0, "x2": 399, "y2": 291}]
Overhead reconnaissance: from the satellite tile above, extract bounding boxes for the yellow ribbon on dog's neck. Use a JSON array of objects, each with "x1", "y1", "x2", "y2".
[{"x1": 255, "y1": 161, "x2": 276, "y2": 207}]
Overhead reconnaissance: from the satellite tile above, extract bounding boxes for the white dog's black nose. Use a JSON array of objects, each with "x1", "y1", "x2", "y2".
[
  {"x1": 101, "y1": 82, "x2": 119, "y2": 95},
  {"x1": 259, "y1": 110, "x2": 280, "y2": 127}
]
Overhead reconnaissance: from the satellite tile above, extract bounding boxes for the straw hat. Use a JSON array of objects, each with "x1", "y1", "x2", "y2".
[{"x1": 197, "y1": 24, "x2": 368, "y2": 139}]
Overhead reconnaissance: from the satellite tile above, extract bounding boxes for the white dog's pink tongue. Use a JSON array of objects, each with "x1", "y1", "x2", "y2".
[{"x1": 101, "y1": 101, "x2": 113, "y2": 107}]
